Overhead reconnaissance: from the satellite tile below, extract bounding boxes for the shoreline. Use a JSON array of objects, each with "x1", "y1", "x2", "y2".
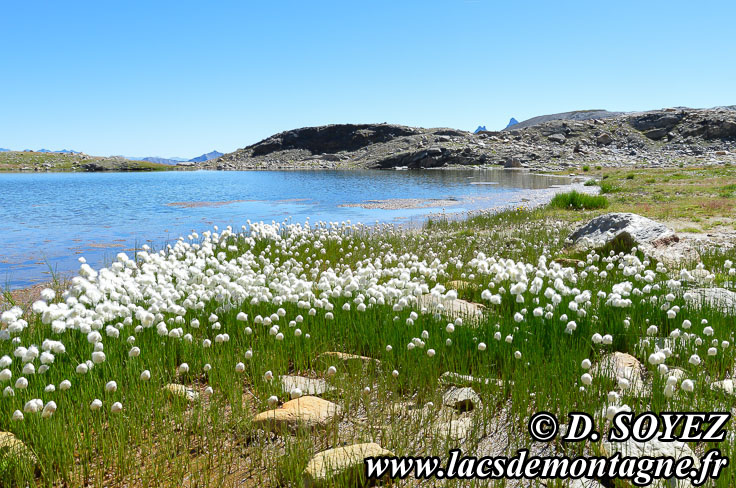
[{"x1": 0, "y1": 178, "x2": 594, "y2": 307}]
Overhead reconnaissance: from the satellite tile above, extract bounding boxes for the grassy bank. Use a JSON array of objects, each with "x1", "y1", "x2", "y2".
[
  {"x1": 568, "y1": 165, "x2": 736, "y2": 232},
  {"x1": 0, "y1": 151, "x2": 176, "y2": 172},
  {"x1": 1, "y1": 187, "x2": 735, "y2": 486}
]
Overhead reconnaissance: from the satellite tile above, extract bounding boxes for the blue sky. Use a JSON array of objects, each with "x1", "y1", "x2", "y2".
[{"x1": 1, "y1": 1, "x2": 734, "y2": 158}]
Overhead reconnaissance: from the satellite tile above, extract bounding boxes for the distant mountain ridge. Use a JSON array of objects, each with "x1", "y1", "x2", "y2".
[
  {"x1": 140, "y1": 151, "x2": 224, "y2": 165},
  {"x1": 188, "y1": 151, "x2": 223, "y2": 163}
]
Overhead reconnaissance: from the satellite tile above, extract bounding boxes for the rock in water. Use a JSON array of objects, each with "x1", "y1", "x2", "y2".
[{"x1": 302, "y1": 443, "x2": 394, "y2": 488}]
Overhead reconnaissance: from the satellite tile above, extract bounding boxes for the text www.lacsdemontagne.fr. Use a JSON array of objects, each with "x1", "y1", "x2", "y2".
[{"x1": 364, "y1": 448, "x2": 728, "y2": 486}]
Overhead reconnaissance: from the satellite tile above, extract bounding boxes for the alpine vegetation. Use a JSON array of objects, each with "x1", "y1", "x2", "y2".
[{"x1": 1, "y1": 208, "x2": 735, "y2": 486}]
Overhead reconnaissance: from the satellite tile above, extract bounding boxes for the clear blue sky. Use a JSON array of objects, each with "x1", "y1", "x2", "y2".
[{"x1": 1, "y1": 1, "x2": 734, "y2": 158}]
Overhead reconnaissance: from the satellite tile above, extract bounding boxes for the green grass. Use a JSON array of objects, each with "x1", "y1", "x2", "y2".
[
  {"x1": 0, "y1": 151, "x2": 175, "y2": 172},
  {"x1": 1, "y1": 201, "x2": 735, "y2": 487},
  {"x1": 548, "y1": 191, "x2": 608, "y2": 210}
]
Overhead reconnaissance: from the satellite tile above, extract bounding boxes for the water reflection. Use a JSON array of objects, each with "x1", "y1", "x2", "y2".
[{"x1": 0, "y1": 169, "x2": 570, "y2": 287}]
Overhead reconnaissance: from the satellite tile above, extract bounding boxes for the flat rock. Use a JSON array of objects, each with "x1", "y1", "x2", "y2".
[
  {"x1": 281, "y1": 375, "x2": 332, "y2": 396},
  {"x1": 685, "y1": 287, "x2": 736, "y2": 314},
  {"x1": 163, "y1": 383, "x2": 199, "y2": 402},
  {"x1": 418, "y1": 294, "x2": 485, "y2": 321},
  {"x1": 711, "y1": 379, "x2": 735, "y2": 395},
  {"x1": 252, "y1": 396, "x2": 341, "y2": 431},
  {"x1": 0, "y1": 431, "x2": 37, "y2": 464},
  {"x1": 439, "y1": 371, "x2": 505, "y2": 388},
  {"x1": 590, "y1": 352, "x2": 647, "y2": 395},
  {"x1": 433, "y1": 416, "x2": 473, "y2": 441},
  {"x1": 442, "y1": 386, "x2": 482, "y2": 412},
  {"x1": 601, "y1": 435, "x2": 699, "y2": 488},
  {"x1": 302, "y1": 442, "x2": 393, "y2": 488},
  {"x1": 314, "y1": 352, "x2": 380, "y2": 371}
]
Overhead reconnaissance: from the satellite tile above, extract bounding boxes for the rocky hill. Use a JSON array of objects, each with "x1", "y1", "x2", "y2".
[{"x1": 199, "y1": 107, "x2": 736, "y2": 171}]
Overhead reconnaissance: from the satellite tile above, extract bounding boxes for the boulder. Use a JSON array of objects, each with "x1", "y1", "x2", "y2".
[
  {"x1": 302, "y1": 443, "x2": 393, "y2": 488},
  {"x1": 252, "y1": 396, "x2": 341, "y2": 432},
  {"x1": 568, "y1": 213, "x2": 698, "y2": 265},
  {"x1": 596, "y1": 133, "x2": 613, "y2": 146},
  {"x1": 0, "y1": 431, "x2": 37, "y2": 465},
  {"x1": 504, "y1": 157, "x2": 523, "y2": 168},
  {"x1": 601, "y1": 435, "x2": 699, "y2": 487},
  {"x1": 418, "y1": 294, "x2": 485, "y2": 321},
  {"x1": 591, "y1": 352, "x2": 647, "y2": 395},
  {"x1": 442, "y1": 387, "x2": 482, "y2": 412},
  {"x1": 548, "y1": 133, "x2": 566, "y2": 144}
]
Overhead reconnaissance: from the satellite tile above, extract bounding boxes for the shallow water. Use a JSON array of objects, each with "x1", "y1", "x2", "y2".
[{"x1": 0, "y1": 169, "x2": 571, "y2": 287}]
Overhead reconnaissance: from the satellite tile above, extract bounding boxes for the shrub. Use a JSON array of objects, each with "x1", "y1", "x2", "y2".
[
  {"x1": 548, "y1": 191, "x2": 609, "y2": 210},
  {"x1": 598, "y1": 181, "x2": 620, "y2": 194},
  {"x1": 582, "y1": 165, "x2": 590, "y2": 172}
]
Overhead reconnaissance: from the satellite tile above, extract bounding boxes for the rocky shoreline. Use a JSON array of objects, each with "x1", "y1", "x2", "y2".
[{"x1": 200, "y1": 106, "x2": 736, "y2": 172}]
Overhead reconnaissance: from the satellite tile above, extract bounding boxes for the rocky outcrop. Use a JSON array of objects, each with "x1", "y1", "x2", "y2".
[
  {"x1": 199, "y1": 107, "x2": 736, "y2": 171},
  {"x1": 568, "y1": 213, "x2": 699, "y2": 265}
]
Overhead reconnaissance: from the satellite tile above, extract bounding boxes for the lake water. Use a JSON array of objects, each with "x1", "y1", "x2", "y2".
[{"x1": 0, "y1": 169, "x2": 572, "y2": 288}]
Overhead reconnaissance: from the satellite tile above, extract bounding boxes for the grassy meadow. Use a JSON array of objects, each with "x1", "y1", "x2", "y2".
[{"x1": 1, "y1": 167, "x2": 736, "y2": 487}]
